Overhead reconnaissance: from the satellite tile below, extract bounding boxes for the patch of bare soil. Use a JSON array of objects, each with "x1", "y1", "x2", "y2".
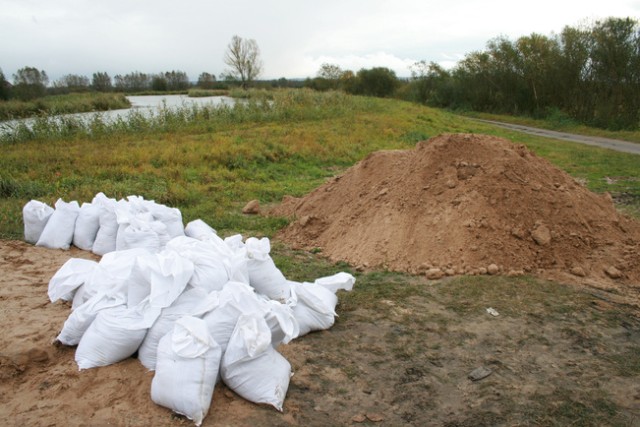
[
  {"x1": 275, "y1": 133, "x2": 640, "y2": 306},
  {"x1": 0, "y1": 241, "x2": 639, "y2": 426}
]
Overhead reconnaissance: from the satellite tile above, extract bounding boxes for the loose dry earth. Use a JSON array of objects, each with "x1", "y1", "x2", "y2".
[
  {"x1": 1, "y1": 133, "x2": 639, "y2": 426},
  {"x1": 276, "y1": 134, "x2": 640, "y2": 307},
  {"x1": 0, "y1": 241, "x2": 639, "y2": 426}
]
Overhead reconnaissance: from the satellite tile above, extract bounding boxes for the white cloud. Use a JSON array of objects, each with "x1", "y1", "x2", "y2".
[{"x1": 0, "y1": 0, "x2": 638, "y2": 81}]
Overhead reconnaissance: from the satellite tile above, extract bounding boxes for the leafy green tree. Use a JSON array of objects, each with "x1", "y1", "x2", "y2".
[
  {"x1": 164, "y1": 70, "x2": 189, "y2": 90},
  {"x1": 0, "y1": 68, "x2": 10, "y2": 100},
  {"x1": 197, "y1": 72, "x2": 217, "y2": 89},
  {"x1": 113, "y1": 72, "x2": 150, "y2": 92},
  {"x1": 223, "y1": 35, "x2": 263, "y2": 88},
  {"x1": 317, "y1": 63, "x2": 343, "y2": 80},
  {"x1": 54, "y1": 74, "x2": 90, "y2": 91},
  {"x1": 151, "y1": 74, "x2": 168, "y2": 91},
  {"x1": 92, "y1": 72, "x2": 112, "y2": 92},
  {"x1": 12, "y1": 66, "x2": 49, "y2": 100},
  {"x1": 348, "y1": 67, "x2": 399, "y2": 97}
]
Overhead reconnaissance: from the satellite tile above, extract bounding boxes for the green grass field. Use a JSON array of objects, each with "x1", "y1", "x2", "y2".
[{"x1": 1, "y1": 89, "x2": 639, "y2": 240}]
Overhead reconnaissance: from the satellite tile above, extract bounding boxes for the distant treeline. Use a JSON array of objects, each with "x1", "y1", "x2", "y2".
[
  {"x1": 404, "y1": 17, "x2": 640, "y2": 130},
  {"x1": 0, "y1": 68, "x2": 304, "y2": 101}
]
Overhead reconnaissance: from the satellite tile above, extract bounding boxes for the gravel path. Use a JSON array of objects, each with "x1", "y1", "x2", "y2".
[{"x1": 473, "y1": 118, "x2": 640, "y2": 155}]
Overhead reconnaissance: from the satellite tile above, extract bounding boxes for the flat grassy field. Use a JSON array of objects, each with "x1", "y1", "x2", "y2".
[
  {"x1": 1, "y1": 89, "x2": 639, "y2": 425},
  {"x1": 2, "y1": 89, "x2": 639, "y2": 239}
]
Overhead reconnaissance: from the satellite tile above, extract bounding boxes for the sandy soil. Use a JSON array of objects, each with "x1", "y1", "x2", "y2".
[{"x1": 1, "y1": 240, "x2": 639, "y2": 426}]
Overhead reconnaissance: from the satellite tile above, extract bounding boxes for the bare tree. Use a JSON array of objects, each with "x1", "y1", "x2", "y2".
[{"x1": 224, "y1": 35, "x2": 263, "y2": 88}]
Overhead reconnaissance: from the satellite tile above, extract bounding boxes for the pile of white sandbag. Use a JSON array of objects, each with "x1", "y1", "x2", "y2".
[
  {"x1": 32, "y1": 194, "x2": 355, "y2": 426},
  {"x1": 23, "y1": 193, "x2": 184, "y2": 254}
]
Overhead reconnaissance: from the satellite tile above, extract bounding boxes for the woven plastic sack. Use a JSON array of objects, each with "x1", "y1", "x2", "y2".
[
  {"x1": 23, "y1": 200, "x2": 54, "y2": 244},
  {"x1": 151, "y1": 317, "x2": 221, "y2": 426}
]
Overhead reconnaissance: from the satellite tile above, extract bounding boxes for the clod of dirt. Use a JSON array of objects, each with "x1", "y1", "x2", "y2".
[
  {"x1": 426, "y1": 268, "x2": 445, "y2": 280},
  {"x1": 351, "y1": 414, "x2": 367, "y2": 423},
  {"x1": 366, "y1": 413, "x2": 386, "y2": 422},
  {"x1": 468, "y1": 366, "x2": 493, "y2": 381},
  {"x1": 570, "y1": 266, "x2": 587, "y2": 277},
  {"x1": 242, "y1": 199, "x2": 260, "y2": 215},
  {"x1": 274, "y1": 133, "x2": 640, "y2": 299},
  {"x1": 531, "y1": 224, "x2": 552, "y2": 246},
  {"x1": 605, "y1": 266, "x2": 623, "y2": 279},
  {"x1": 487, "y1": 264, "x2": 500, "y2": 275}
]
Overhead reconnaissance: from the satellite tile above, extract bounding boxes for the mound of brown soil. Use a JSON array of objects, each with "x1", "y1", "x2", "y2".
[{"x1": 275, "y1": 134, "x2": 640, "y2": 297}]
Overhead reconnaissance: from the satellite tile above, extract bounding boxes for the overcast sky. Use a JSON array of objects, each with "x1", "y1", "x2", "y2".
[{"x1": 1, "y1": 0, "x2": 639, "y2": 82}]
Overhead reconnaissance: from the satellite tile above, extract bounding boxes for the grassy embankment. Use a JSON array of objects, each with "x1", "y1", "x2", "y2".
[
  {"x1": 1, "y1": 89, "x2": 639, "y2": 424},
  {"x1": 1, "y1": 89, "x2": 639, "y2": 239},
  {"x1": 0, "y1": 92, "x2": 131, "y2": 120}
]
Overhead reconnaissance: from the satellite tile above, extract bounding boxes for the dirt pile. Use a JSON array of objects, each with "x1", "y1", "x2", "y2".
[{"x1": 275, "y1": 134, "x2": 640, "y2": 295}]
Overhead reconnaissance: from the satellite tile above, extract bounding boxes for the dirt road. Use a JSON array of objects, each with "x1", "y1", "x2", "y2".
[{"x1": 473, "y1": 119, "x2": 640, "y2": 155}]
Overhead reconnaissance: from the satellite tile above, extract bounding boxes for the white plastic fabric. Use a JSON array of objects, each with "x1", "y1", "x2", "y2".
[
  {"x1": 201, "y1": 282, "x2": 267, "y2": 353},
  {"x1": 139, "y1": 250, "x2": 193, "y2": 308},
  {"x1": 245, "y1": 237, "x2": 290, "y2": 301},
  {"x1": 75, "y1": 299, "x2": 161, "y2": 369},
  {"x1": 264, "y1": 300, "x2": 299, "y2": 348},
  {"x1": 119, "y1": 216, "x2": 169, "y2": 254},
  {"x1": 92, "y1": 194, "x2": 118, "y2": 256},
  {"x1": 221, "y1": 314, "x2": 291, "y2": 412},
  {"x1": 288, "y1": 281, "x2": 338, "y2": 337},
  {"x1": 148, "y1": 203, "x2": 184, "y2": 239},
  {"x1": 36, "y1": 199, "x2": 80, "y2": 250},
  {"x1": 56, "y1": 292, "x2": 124, "y2": 346},
  {"x1": 23, "y1": 200, "x2": 54, "y2": 244},
  {"x1": 166, "y1": 236, "x2": 230, "y2": 292},
  {"x1": 73, "y1": 202, "x2": 101, "y2": 251},
  {"x1": 48, "y1": 258, "x2": 98, "y2": 303},
  {"x1": 80, "y1": 248, "x2": 150, "y2": 304},
  {"x1": 138, "y1": 287, "x2": 211, "y2": 371},
  {"x1": 184, "y1": 219, "x2": 217, "y2": 241},
  {"x1": 151, "y1": 317, "x2": 221, "y2": 426},
  {"x1": 314, "y1": 272, "x2": 356, "y2": 293}
]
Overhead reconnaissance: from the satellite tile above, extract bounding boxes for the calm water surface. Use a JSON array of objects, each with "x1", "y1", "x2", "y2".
[{"x1": 0, "y1": 94, "x2": 236, "y2": 133}]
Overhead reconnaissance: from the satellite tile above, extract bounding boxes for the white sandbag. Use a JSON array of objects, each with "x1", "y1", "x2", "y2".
[
  {"x1": 36, "y1": 199, "x2": 80, "y2": 250},
  {"x1": 71, "y1": 284, "x2": 88, "y2": 310},
  {"x1": 75, "y1": 299, "x2": 161, "y2": 369},
  {"x1": 264, "y1": 300, "x2": 299, "y2": 348},
  {"x1": 314, "y1": 272, "x2": 356, "y2": 293},
  {"x1": 80, "y1": 248, "x2": 150, "y2": 302},
  {"x1": 201, "y1": 282, "x2": 267, "y2": 353},
  {"x1": 120, "y1": 216, "x2": 169, "y2": 253},
  {"x1": 166, "y1": 236, "x2": 230, "y2": 292},
  {"x1": 289, "y1": 281, "x2": 338, "y2": 337},
  {"x1": 221, "y1": 314, "x2": 291, "y2": 412},
  {"x1": 23, "y1": 200, "x2": 54, "y2": 244},
  {"x1": 72, "y1": 202, "x2": 101, "y2": 251},
  {"x1": 245, "y1": 237, "x2": 290, "y2": 301},
  {"x1": 224, "y1": 235, "x2": 250, "y2": 284},
  {"x1": 48, "y1": 258, "x2": 98, "y2": 302},
  {"x1": 138, "y1": 287, "x2": 212, "y2": 370},
  {"x1": 151, "y1": 317, "x2": 221, "y2": 426},
  {"x1": 149, "y1": 203, "x2": 184, "y2": 238},
  {"x1": 184, "y1": 219, "x2": 217, "y2": 241},
  {"x1": 56, "y1": 292, "x2": 124, "y2": 346},
  {"x1": 92, "y1": 195, "x2": 118, "y2": 256}
]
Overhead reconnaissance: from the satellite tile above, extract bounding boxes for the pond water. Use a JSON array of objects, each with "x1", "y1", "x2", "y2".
[{"x1": 0, "y1": 94, "x2": 236, "y2": 134}]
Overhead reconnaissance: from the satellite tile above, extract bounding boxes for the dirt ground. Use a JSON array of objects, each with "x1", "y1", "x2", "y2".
[{"x1": 1, "y1": 240, "x2": 639, "y2": 426}]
